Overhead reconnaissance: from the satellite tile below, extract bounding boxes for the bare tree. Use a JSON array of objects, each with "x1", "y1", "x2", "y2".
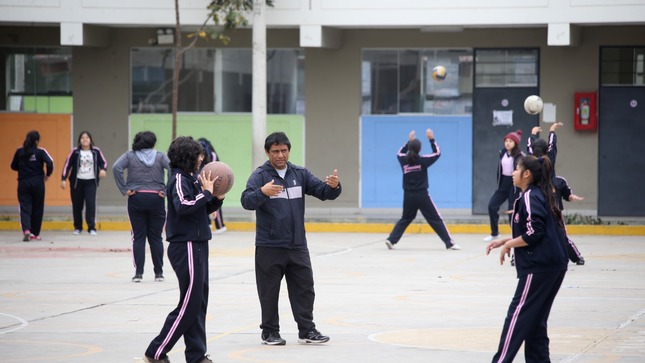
[{"x1": 171, "y1": 0, "x2": 274, "y2": 139}]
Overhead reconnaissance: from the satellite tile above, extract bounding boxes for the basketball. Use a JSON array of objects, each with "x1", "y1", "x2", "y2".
[
  {"x1": 201, "y1": 161, "x2": 234, "y2": 196},
  {"x1": 524, "y1": 95, "x2": 544, "y2": 115},
  {"x1": 432, "y1": 65, "x2": 447, "y2": 81}
]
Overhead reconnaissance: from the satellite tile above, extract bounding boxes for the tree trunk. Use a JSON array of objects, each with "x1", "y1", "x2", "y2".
[{"x1": 172, "y1": 0, "x2": 182, "y2": 140}]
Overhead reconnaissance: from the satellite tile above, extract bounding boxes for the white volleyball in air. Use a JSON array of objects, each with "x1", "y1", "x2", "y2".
[{"x1": 524, "y1": 95, "x2": 544, "y2": 115}]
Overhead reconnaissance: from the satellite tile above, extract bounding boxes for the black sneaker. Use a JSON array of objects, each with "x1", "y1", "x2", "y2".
[
  {"x1": 576, "y1": 257, "x2": 586, "y2": 265},
  {"x1": 132, "y1": 274, "x2": 143, "y2": 283},
  {"x1": 154, "y1": 274, "x2": 165, "y2": 282},
  {"x1": 261, "y1": 331, "x2": 286, "y2": 345},
  {"x1": 199, "y1": 355, "x2": 213, "y2": 363},
  {"x1": 298, "y1": 328, "x2": 330, "y2": 344}
]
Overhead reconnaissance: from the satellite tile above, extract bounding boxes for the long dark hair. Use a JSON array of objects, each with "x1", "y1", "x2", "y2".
[
  {"x1": 509, "y1": 142, "x2": 522, "y2": 157},
  {"x1": 520, "y1": 155, "x2": 563, "y2": 229},
  {"x1": 406, "y1": 139, "x2": 421, "y2": 163},
  {"x1": 21, "y1": 130, "x2": 40, "y2": 161}
]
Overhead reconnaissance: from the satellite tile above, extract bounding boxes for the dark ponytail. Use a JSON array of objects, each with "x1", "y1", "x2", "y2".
[
  {"x1": 406, "y1": 139, "x2": 421, "y2": 164},
  {"x1": 21, "y1": 130, "x2": 40, "y2": 161},
  {"x1": 520, "y1": 155, "x2": 564, "y2": 229}
]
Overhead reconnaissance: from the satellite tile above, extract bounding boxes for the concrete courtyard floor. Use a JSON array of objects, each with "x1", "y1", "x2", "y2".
[{"x1": 0, "y1": 230, "x2": 644, "y2": 362}]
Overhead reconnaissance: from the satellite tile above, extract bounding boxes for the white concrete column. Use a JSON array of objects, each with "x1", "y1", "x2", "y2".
[{"x1": 252, "y1": 0, "x2": 267, "y2": 169}]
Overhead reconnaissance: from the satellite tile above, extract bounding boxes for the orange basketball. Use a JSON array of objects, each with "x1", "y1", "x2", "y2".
[{"x1": 201, "y1": 161, "x2": 234, "y2": 196}]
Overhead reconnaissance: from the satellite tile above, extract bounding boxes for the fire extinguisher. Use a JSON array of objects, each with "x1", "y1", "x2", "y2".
[{"x1": 580, "y1": 100, "x2": 589, "y2": 125}]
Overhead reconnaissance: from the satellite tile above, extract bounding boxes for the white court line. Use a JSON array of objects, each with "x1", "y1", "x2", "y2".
[
  {"x1": 0, "y1": 312, "x2": 29, "y2": 334},
  {"x1": 560, "y1": 308, "x2": 645, "y2": 363}
]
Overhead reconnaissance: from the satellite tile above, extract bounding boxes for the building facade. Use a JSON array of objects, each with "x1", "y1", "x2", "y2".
[{"x1": 1, "y1": 1, "x2": 644, "y2": 217}]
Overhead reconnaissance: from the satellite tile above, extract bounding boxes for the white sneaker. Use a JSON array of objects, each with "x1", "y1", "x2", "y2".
[
  {"x1": 89, "y1": 230, "x2": 97, "y2": 236},
  {"x1": 385, "y1": 240, "x2": 395, "y2": 250},
  {"x1": 448, "y1": 243, "x2": 461, "y2": 250},
  {"x1": 483, "y1": 235, "x2": 498, "y2": 242},
  {"x1": 213, "y1": 226, "x2": 227, "y2": 235},
  {"x1": 73, "y1": 230, "x2": 81, "y2": 235}
]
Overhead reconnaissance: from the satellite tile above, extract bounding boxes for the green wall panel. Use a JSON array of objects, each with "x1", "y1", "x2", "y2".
[
  {"x1": 129, "y1": 114, "x2": 304, "y2": 208},
  {"x1": 23, "y1": 96, "x2": 73, "y2": 113}
]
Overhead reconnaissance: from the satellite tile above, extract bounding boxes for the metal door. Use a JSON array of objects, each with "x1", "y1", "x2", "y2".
[
  {"x1": 472, "y1": 88, "x2": 539, "y2": 214},
  {"x1": 598, "y1": 87, "x2": 645, "y2": 216}
]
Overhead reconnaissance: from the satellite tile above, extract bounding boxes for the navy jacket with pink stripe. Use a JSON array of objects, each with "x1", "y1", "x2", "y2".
[
  {"x1": 166, "y1": 168, "x2": 223, "y2": 243},
  {"x1": 511, "y1": 184, "x2": 568, "y2": 278}
]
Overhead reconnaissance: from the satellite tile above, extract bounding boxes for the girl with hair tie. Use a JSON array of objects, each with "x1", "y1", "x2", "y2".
[
  {"x1": 486, "y1": 155, "x2": 568, "y2": 363},
  {"x1": 11, "y1": 130, "x2": 54, "y2": 241},
  {"x1": 385, "y1": 129, "x2": 460, "y2": 251}
]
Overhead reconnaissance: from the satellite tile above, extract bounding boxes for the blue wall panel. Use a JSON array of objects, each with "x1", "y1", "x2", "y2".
[{"x1": 361, "y1": 115, "x2": 472, "y2": 208}]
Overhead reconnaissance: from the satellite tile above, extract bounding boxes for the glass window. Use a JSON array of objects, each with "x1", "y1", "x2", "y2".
[
  {"x1": 601, "y1": 47, "x2": 645, "y2": 86},
  {"x1": 362, "y1": 49, "x2": 473, "y2": 115},
  {"x1": 131, "y1": 48, "x2": 304, "y2": 114},
  {"x1": 475, "y1": 49, "x2": 539, "y2": 87},
  {"x1": 1, "y1": 47, "x2": 73, "y2": 112}
]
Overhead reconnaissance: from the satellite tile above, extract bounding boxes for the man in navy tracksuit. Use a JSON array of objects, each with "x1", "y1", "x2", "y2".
[
  {"x1": 143, "y1": 137, "x2": 222, "y2": 363},
  {"x1": 487, "y1": 155, "x2": 568, "y2": 363},
  {"x1": 241, "y1": 132, "x2": 341, "y2": 346}
]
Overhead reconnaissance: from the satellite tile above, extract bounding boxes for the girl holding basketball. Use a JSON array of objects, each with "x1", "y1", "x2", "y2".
[
  {"x1": 486, "y1": 155, "x2": 568, "y2": 363},
  {"x1": 143, "y1": 137, "x2": 223, "y2": 363}
]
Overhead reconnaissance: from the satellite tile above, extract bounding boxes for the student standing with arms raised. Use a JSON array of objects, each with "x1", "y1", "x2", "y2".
[{"x1": 385, "y1": 129, "x2": 460, "y2": 251}]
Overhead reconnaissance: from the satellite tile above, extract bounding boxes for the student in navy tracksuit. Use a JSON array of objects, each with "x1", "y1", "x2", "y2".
[
  {"x1": 527, "y1": 122, "x2": 585, "y2": 265},
  {"x1": 11, "y1": 130, "x2": 54, "y2": 241},
  {"x1": 61, "y1": 131, "x2": 108, "y2": 235},
  {"x1": 241, "y1": 131, "x2": 341, "y2": 346},
  {"x1": 385, "y1": 129, "x2": 460, "y2": 250},
  {"x1": 143, "y1": 137, "x2": 223, "y2": 363},
  {"x1": 486, "y1": 155, "x2": 568, "y2": 363},
  {"x1": 554, "y1": 175, "x2": 586, "y2": 265},
  {"x1": 198, "y1": 138, "x2": 227, "y2": 234},
  {"x1": 527, "y1": 122, "x2": 561, "y2": 172},
  {"x1": 484, "y1": 129, "x2": 524, "y2": 242}
]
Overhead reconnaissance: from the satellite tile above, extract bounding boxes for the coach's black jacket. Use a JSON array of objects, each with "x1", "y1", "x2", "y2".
[{"x1": 240, "y1": 161, "x2": 341, "y2": 249}]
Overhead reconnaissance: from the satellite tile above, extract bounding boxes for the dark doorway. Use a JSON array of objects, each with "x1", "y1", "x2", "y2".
[{"x1": 598, "y1": 87, "x2": 645, "y2": 216}]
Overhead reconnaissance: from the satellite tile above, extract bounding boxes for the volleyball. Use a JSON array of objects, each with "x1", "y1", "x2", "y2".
[
  {"x1": 201, "y1": 161, "x2": 235, "y2": 196},
  {"x1": 431, "y1": 65, "x2": 447, "y2": 81},
  {"x1": 524, "y1": 95, "x2": 544, "y2": 115}
]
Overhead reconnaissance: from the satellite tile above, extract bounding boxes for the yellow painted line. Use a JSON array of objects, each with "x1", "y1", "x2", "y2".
[{"x1": 0, "y1": 221, "x2": 643, "y2": 235}]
